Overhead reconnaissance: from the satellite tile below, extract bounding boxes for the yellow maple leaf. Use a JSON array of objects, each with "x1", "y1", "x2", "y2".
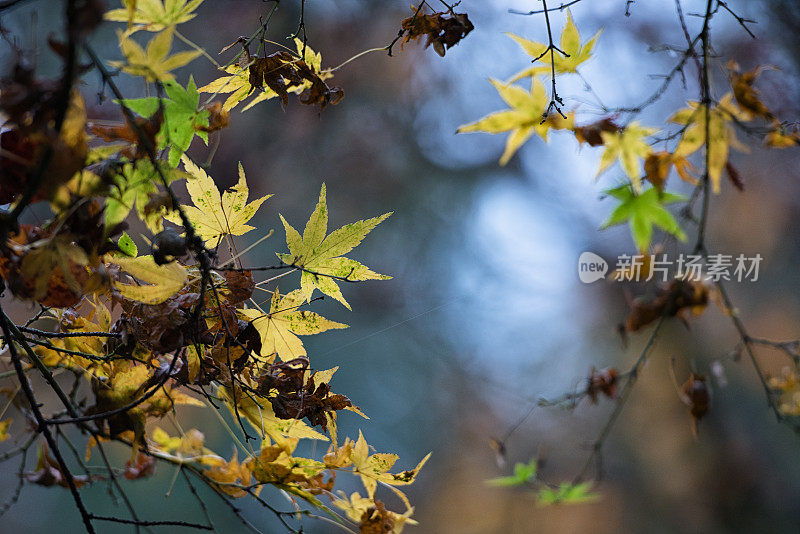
[
  {"x1": 350, "y1": 430, "x2": 399, "y2": 499},
  {"x1": 107, "y1": 363, "x2": 152, "y2": 401},
  {"x1": 506, "y1": 9, "x2": 601, "y2": 82},
  {"x1": 597, "y1": 121, "x2": 659, "y2": 192},
  {"x1": 206, "y1": 450, "x2": 256, "y2": 498},
  {"x1": 198, "y1": 38, "x2": 333, "y2": 112},
  {"x1": 277, "y1": 184, "x2": 392, "y2": 309},
  {"x1": 108, "y1": 254, "x2": 187, "y2": 304},
  {"x1": 110, "y1": 26, "x2": 201, "y2": 82},
  {"x1": 457, "y1": 77, "x2": 574, "y2": 166},
  {"x1": 246, "y1": 440, "x2": 327, "y2": 487},
  {"x1": 217, "y1": 386, "x2": 329, "y2": 441},
  {"x1": 669, "y1": 93, "x2": 750, "y2": 193},
  {"x1": 151, "y1": 426, "x2": 183, "y2": 451},
  {"x1": 239, "y1": 287, "x2": 347, "y2": 361},
  {"x1": 150, "y1": 427, "x2": 224, "y2": 465},
  {"x1": 349, "y1": 431, "x2": 431, "y2": 506},
  {"x1": 165, "y1": 155, "x2": 271, "y2": 246},
  {"x1": 105, "y1": 0, "x2": 205, "y2": 32},
  {"x1": 34, "y1": 300, "x2": 112, "y2": 370}
]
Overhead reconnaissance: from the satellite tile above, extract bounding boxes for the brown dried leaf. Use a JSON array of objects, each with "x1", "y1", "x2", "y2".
[
  {"x1": 89, "y1": 107, "x2": 163, "y2": 160},
  {"x1": 587, "y1": 367, "x2": 618, "y2": 403},
  {"x1": 25, "y1": 443, "x2": 92, "y2": 488},
  {"x1": 401, "y1": 7, "x2": 474, "y2": 57},
  {"x1": 623, "y1": 279, "x2": 710, "y2": 333},
  {"x1": 360, "y1": 500, "x2": 396, "y2": 534},
  {"x1": 728, "y1": 60, "x2": 775, "y2": 122},
  {"x1": 124, "y1": 452, "x2": 157, "y2": 480},
  {"x1": 222, "y1": 269, "x2": 255, "y2": 305},
  {"x1": 195, "y1": 101, "x2": 230, "y2": 133},
  {"x1": 573, "y1": 117, "x2": 620, "y2": 146}
]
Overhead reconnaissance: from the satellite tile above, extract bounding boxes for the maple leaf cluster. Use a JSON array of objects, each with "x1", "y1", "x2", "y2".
[
  {"x1": 0, "y1": 1, "x2": 428, "y2": 532},
  {"x1": 458, "y1": 9, "x2": 798, "y2": 254}
]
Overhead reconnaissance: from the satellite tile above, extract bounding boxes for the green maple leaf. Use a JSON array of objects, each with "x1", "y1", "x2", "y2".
[
  {"x1": 277, "y1": 184, "x2": 392, "y2": 310},
  {"x1": 486, "y1": 459, "x2": 538, "y2": 487},
  {"x1": 121, "y1": 76, "x2": 209, "y2": 167},
  {"x1": 105, "y1": 159, "x2": 183, "y2": 234},
  {"x1": 601, "y1": 185, "x2": 687, "y2": 252},
  {"x1": 537, "y1": 482, "x2": 599, "y2": 505}
]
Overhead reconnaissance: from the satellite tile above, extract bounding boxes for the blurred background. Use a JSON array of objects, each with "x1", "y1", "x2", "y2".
[{"x1": 2, "y1": 0, "x2": 800, "y2": 532}]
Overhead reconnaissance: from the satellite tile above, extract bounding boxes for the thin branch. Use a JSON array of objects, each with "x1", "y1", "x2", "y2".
[
  {"x1": 510, "y1": 0, "x2": 583, "y2": 15},
  {"x1": 15, "y1": 326, "x2": 120, "y2": 338},
  {"x1": 714, "y1": 280, "x2": 783, "y2": 421},
  {"x1": 573, "y1": 314, "x2": 668, "y2": 483},
  {"x1": 717, "y1": 1, "x2": 756, "y2": 39},
  {"x1": 538, "y1": 0, "x2": 568, "y2": 119},
  {"x1": 0, "y1": 309, "x2": 95, "y2": 533},
  {"x1": 89, "y1": 515, "x2": 213, "y2": 530}
]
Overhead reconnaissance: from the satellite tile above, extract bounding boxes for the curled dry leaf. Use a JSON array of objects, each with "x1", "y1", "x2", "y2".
[
  {"x1": 587, "y1": 367, "x2": 619, "y2": 403},
  {"x1": 89, "y1": 107, "x2": 164, "y2": 160},
  {"x1": 644, "y1": 151, "x2": 697, "y2": 192},
  {"x1": 124, "y1": 452, "x2": 157, "y2": 480},
  {"x1": 256, "y1": 357, "x2": 354, "y2": 431},
  {"x1": 248, "y1": 51, "x2": 344, "y2": 109},
  {"x1": 359, "y1": 500, "x2": 397, "y2": 534},
  {"x1": 222, "y1": 269, "x2": 255, "y2": 305},
  {"x1": 199, "y1": 39, "x2": 337, "y2": 112},
  {"x1": 25, "y1": 443, "x2": 92, "y2": 488},
  {"x1": 0, "y1": 225, "x2": 96, "y2": 308},
  {"x1": 623, "y1": 278, "x2": 710, "y2": 334},
  {"x1": 195, "y1": 101, "x2": 230, "y2": 133},
  {"x1": 573, "y1": 117, "x2": 620, "y2": 147},
  {"x1": 401, "y1": 7, "x2": 474, "y2": 57},
  {"x1": 116, "y1": 290, "x2": 199, "y2": 353},
  {"x1": 727, "y1": 60, "x2": 775, "y2": 122}
]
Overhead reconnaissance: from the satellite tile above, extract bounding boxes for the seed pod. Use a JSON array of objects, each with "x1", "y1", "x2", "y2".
[
  {"x1": 680, "y1": 373, "x2": 710, "y2": 436},
  {"x1": 151, "y1": 229, "x2": 187, "y2": 265},
  {"x1": 587, "y1": 367, "x2": 618, "y2": 403}
]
